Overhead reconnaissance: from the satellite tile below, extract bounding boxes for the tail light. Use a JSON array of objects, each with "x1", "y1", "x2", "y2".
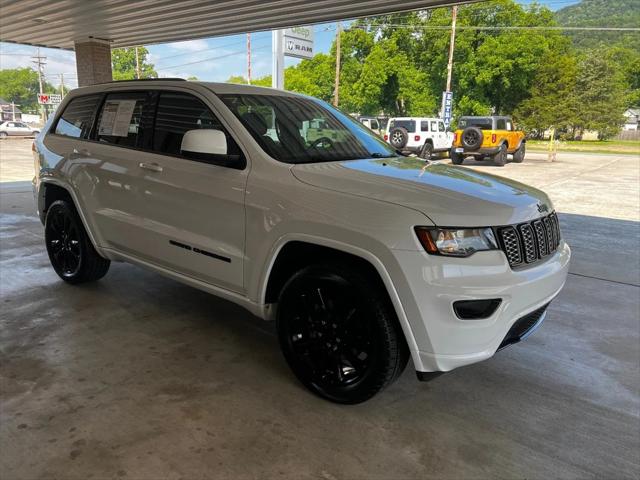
[
  {"x1": 491, "y1": 133, "x2": 497, "y2": 143},
  {"x1": 414, "y1": 135, "x2": 421, "y2": 142},
  {"x1": 384, "y1": 134, "x2": 389, "y2": 141},
  {"x1": 453, "y1": 132, "x2": 458, "y2": 143}
]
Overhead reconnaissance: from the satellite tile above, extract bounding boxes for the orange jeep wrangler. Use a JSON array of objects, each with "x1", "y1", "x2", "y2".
[{"x1": 450, "y1": 116, "x2": 525, "y2": 167}]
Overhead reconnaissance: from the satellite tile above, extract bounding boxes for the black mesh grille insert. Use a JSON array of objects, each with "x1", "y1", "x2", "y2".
[{"x1": 498, "y1": 212, "x2": 561, "y2": 269}]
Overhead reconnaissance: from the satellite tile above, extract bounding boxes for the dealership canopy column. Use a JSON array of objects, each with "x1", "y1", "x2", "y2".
[{"x1": 74, "y1": 39, "x2": 113, "y2": 87}]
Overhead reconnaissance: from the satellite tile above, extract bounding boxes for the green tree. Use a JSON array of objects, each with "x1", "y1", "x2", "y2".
[
  {"x1": 111, "y1": 47, "x2": 157, "y2": 80},
  {"x1": 0, "y1": 67, "x2": 57, "y2": 112},
  {"x1": 515, "y1": 51, "x2": 579, "y2": 137},
  {"x1": 574, "y1": 51, "x2": 627, "y2": 139}
]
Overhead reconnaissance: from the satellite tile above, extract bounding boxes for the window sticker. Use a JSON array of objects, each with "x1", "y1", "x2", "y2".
[{"x1": 98, "y1": 100, "x2": 137, "y2": 137}]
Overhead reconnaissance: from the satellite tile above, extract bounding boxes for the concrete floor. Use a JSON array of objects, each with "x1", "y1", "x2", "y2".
[{"x1": 1, "y1": 139, "x2": 639, "y2": 479}]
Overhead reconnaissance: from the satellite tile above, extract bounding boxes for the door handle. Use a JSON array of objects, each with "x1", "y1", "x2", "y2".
[{"x1": 139, "y1": 162, "x2": 163, "y2": 173}]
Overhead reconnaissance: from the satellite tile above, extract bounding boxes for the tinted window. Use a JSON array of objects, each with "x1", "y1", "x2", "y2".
[
  {"x1": 389, "y1": 120, "x2": 416, "y2": 133},
  {"x1": 152, "y1": 92, "x2": 240, "y2": 161},
  {"x1": 96, "y1": 92, "x2": 148, "y2": 148},
  {"x1": 420, "y1": 121, "x2": 429, "y2": 132},
  {"x1": 55, "y1": 95, "x2": 101, "y2": 138},
  {"x1": 458, "y1": 117, "x2": 493, "y2": 130},
  {"x1": 370, "y1": 119, "x2": 379, "y2": 130},
  {"x1": 496, "y1": 119, "x2": 506, "y2": 130},
  {"x1": 16, "y1": 122, "x2": 27, "y2": 128}
]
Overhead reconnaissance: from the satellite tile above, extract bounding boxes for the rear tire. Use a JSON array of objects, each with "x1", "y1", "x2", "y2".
[
  {"x1": 450, "y1": 149, "x2": 464, "y2": 165},
  {"x1": 276, "y1": 262, "x2": 409, "y2": 404},
  {"x1": 493, "y1": 144, "x2": 507, "y2": 166},
  {"x1": 45, "y1": 200, "x2": 110, "y2": 284}
]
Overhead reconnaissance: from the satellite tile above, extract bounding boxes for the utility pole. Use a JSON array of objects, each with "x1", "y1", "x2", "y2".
[
  {"x1": 445, "y1": 5, "x2": 458, "y2": 93},
  {"x1": 333, "y1": 22, "x2": 342, "y2": 107},
  {"x1": 135, "y1": 46, "x2": 141, "y2": 79},
  {"x1": 11, "y1": 102, "x2": 19, "y2": 121},
  {"x1": 31, "y1": 47, "x2": 47, "y2": 122},
  {"x1": 247, "y1": 33, "x2": 252, "y2": 85}
]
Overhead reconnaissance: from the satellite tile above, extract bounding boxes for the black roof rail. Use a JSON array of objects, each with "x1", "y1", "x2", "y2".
[{"x1": 101, "y1": 78, "x2": 186, "y2": 84}]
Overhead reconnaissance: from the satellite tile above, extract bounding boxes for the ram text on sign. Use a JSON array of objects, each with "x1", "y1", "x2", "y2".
[{"x1": 284, "y1": 26, "x2": 314, "y2": 59}]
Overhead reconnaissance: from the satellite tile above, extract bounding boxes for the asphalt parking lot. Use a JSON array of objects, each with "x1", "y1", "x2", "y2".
[{"x1": 1, "y1": 138, "x2": 639, "y2": 479}]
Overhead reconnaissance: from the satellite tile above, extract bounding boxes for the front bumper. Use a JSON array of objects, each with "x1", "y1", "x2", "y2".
[{"x1": 391, "y1": 241, "x2": 571, "y2": 373}]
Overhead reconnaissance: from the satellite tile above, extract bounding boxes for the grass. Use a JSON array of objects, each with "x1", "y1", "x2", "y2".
[{"x1": 527, "y1": 139, "x2": 640, "y2": 155}]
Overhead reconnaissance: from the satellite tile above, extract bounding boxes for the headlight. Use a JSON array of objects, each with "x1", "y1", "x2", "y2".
[{"x1": 415, "y1": 227, "x2": 499, "y2": 257}]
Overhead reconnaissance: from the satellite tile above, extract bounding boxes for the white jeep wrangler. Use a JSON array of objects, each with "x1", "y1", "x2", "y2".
[
  {"x1": 385, "y1": 117, "x2": 453, "y2": 158},
  {"x1": 33, "y1": 80, "x2": 570, "y2": 403}
]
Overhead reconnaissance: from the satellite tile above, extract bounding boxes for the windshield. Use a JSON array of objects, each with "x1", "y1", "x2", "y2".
[
  {"x1": 219, "y1": 93, "x2": 397, "y2": 164},
  {"x1": 458, "y1": 117, "x2": 493, "y2": 130}
]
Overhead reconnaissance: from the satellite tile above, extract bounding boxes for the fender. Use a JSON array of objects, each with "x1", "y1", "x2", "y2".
[
  {"x1": 514, "y1": 137, "x2": 527, "y2": 150},
  {"x1": 38, "y1": 177, "x2": 107, "y2": 259},
  {"x1": 257, "y1": 233, "x2": 425, "y2": 372}
]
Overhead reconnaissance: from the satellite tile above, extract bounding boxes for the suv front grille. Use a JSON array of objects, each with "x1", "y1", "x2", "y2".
[{"x1": 497, "y1": 212, "x2": 561, "y2": 268}]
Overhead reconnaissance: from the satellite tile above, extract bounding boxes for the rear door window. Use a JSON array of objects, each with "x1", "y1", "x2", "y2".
[
  {"x1": 496, "y1": 119, "x2": 506, "y2": 130},
  {"x1": 420, "y1": 121, "x2": 429, "y2": 132},
  {"x1": 96, "y1": 92, "x2": 149, "y2": 148},
  {"x1": 54, "y1": 94, "x2": 102, "y2": 138}
]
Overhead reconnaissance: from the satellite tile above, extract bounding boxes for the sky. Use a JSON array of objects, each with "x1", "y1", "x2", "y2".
[{"x1": 0, "y1": 0, "x2": 580, "y2": 89}]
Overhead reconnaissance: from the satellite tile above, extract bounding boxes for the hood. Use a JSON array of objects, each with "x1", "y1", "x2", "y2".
[{"x1": 291, "y1": 157, "x2": 552, "y2": 227}]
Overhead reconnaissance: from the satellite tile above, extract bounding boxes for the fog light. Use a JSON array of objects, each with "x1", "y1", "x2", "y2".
[{"x1": 453, "y1": 299, "x2": 501, "y2": 320}]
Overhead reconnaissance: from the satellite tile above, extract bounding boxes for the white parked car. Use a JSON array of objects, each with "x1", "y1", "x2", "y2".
[
  {"x1": 0, "y1": 120, "x2": 40, "y2": 137},
  {"x1": 33, "y1": 80, "x2": 570, "y2": 403},
  {"x1": 384, "y1": 117, "x2": 453, "y2": 158}
]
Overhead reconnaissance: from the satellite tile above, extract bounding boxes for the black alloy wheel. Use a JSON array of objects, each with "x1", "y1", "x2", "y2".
[
  {"x1": 45, "y1": 200, "x2": 110, "y2": 284},
  {"x1": 277, "y1": 263, "x2": 408, "y2": 404},
  {"x1": 461, "y1": 126, "x2": 483, "y2": 150}
]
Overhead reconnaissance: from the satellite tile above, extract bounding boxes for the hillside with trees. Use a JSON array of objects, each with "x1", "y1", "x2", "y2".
[{"x1": 555, "y1": 0, "x2": 640, "y2": 50}]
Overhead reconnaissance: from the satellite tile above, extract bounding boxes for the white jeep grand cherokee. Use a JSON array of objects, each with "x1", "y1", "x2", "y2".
[{"x1": 33, "y1": 80, "x2": 570, "y2": 404}]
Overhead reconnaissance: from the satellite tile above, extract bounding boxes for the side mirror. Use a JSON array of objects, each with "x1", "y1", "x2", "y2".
[{"x1": 181, "y1": 129, "x2": 227, "y2": 156}]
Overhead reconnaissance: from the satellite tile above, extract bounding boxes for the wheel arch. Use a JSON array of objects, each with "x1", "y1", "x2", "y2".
[
  {"x1": 260, "y1": 236, "x2": 423, "y2": 370},
  {"x1": 39, "y1": 179, "x2": 103, "y2": 254}
]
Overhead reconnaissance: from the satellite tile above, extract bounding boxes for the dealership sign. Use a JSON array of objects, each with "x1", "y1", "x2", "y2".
[
  {"x1": 442, "y1": 91, "x2": 453, "y2": 126},
  {"x1": 284, "y1": 26, "x2": 314, "y2": 59},
  {"x1": 38, "y1": 94, "x2": 62, "y2": 105}
]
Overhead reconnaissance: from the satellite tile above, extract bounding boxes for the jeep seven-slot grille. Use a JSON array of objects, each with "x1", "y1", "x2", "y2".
[{"x1": 497, "y1": 213, "x2": 561, "y2": 268}]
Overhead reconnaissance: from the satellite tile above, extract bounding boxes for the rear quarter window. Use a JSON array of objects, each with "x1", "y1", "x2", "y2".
[{"x1": 54, "y1": 95, "x2": 102, "y2": 138}]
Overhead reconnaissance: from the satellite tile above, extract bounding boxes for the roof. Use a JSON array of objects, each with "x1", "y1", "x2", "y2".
[{"x1": 0, "y1": 0, "x2": 477, "y2": 50}]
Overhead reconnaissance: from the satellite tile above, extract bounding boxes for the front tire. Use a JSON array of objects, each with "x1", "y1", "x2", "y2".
[
  {"x1": 420, "y1": 142, "x2": 433, "y2": 159},
  {"x1": 512, "y1": 143, "x2": 526, "y2": 163},
  {"x1": 45, "y1": 200, "x2": 110, "y2": 284},
  {"x1": 276, "y1": 263, "x2": 408, "y2": 404},
  {"x1": 493, "y1": 144, "x2": 507, "y2": 166}
]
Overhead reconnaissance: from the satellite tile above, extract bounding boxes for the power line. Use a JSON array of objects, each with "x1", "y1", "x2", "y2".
[
  {"x1": 354, "y1": 24, "x2": 639, "y2": 32},
  {"x1": 155, "y1": 44, "x2": 270, "y2": 71}
]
